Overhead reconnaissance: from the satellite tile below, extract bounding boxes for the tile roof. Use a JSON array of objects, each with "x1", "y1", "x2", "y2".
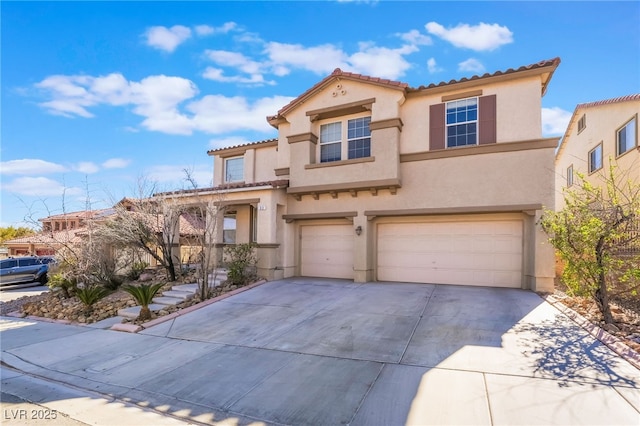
[
  {"x1": 155, "y1": 179, "x2": 289, "y2": 197},
  {"x1": 407, "y1": 57, "x2": 561, "y2": 92},
  {"x1": 207, "y1": 138, "x2": 278, "y2": 155},
  {"x1": 574, "y1": 94, "x2": 640, "y2": 110},
  {"x1": 4, "y1": 229, "x2": 84, "y2": 245}
]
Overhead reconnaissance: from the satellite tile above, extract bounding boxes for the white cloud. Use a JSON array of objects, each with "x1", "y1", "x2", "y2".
[
  {"x1": 144, "y1": 25, "x2": 192, "y2": 52},
  {"x1": 3, "y1": 177, "x2": 83, "y2": 197},
  {"x1": 205, "y1": 50, "x2": 263, "y2": 75},
  {"x1": 102, "y1": 158, "x2": 131, "y2": 169},
  {"x1": 202, "y1": 67, "x2": 271, "y2": 85},
  {"x1": 425, "y1": 21, "x2": 513, "y2": 51},
  {"x1": 348, "y1": 43, "x2": 417, "y2": 79},
  {"x1": 265, "y1": 42, "x2": 350, "y2": 75},
  {"x1": 146, "y1": 164, "x2": 212, "y2": 188},
  {"x1": 542, "y1": 107, "x2": 572, "y2": 136},
  {"x1": 0, "y1": 159, "x2": 67, "y2": 175},
  {"x1": 427, "y1": 57, "x2": 443, "y2": 74},
  {"x1": 398, "y1": 29, "x2": 432, "y2": 46},
  {"x1": 195, "y1": 22, "x2": 237, "y2": 36},
  {"x1": 74, "y1": 162, "x2": 99, "y2": 174},
  {"x1": 208, "y1": 136, "x2": 254, "y2": 150},
  {"x1": 458, "y1": 58, "x2": 485, "y2": 73}
]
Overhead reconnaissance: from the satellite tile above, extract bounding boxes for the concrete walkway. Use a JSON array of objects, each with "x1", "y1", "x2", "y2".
[{"x1": 1, "y1": 278, "x2": 639, "y2": 425}]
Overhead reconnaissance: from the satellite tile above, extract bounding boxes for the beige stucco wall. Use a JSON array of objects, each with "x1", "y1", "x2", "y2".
[{"x1": 555, "y1": 101, "x2": 639, "y2": 209}]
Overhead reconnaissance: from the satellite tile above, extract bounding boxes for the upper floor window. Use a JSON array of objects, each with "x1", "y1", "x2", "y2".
[
  {"x1": 320, "y1": 116, "x2": 371, "y2": 163},
  {"x1": 577, "y1": 114, "x2": 586, "y2": 133},
  {"x1": 617, "y1": 116, "x2": 637, "y2": 157},
  {"x1": 567, "y1": 165, "x2": 574, "y2": 187},
  {"x1": 446, "y1": 97, "x2": 478, "y2": 148},
  {"x1": 588, "y1": 143, "x2": 603, "y2": 174},
  {"x1": 225, "y1": 157, "x2": 244, "y2": 182}
]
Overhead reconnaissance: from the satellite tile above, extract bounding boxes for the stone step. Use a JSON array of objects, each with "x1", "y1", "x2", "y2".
[
  {"x1": 173, "y1": 283, "x2": 198, "y2": 293},
  {"x1": 161, "y1": 290, "x2": 194, "y2": 300},
  {"x1": 152, "y1": 296, "x2": 184, "y2": 306},
  {"x1": 117, "y1": 304, "x2": 166, "y2": 320}
]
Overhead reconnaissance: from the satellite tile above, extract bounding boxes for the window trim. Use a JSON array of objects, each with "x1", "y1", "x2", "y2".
[
  {"x1": 567, "y1": 164, "x2": 574, "y2": 187},
  {"x1": 224, "y1": 156, "x2": 244, "y2": 183},
  {"x1": 588, "y1": 143, "x2": 603, "y2": 174},
  {"x1": 445, "y1": 96, "x2": 479, "y2": 149},
  {"x1": 615, "y1": 115, "x2": 637, "y2": 158}
]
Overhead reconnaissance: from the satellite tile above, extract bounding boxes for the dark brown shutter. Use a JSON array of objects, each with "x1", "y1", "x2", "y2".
[
  {"x1": 429, "y1": 103, "x2": 445, "y2": 150},
  {"x1": 478, "y1": 95, "x2": 496, "y2": 145}
]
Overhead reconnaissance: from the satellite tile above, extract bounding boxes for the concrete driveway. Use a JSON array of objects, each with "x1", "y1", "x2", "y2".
[{"x1": 1, "y1": 278, "x2": 639, "y2": 425}]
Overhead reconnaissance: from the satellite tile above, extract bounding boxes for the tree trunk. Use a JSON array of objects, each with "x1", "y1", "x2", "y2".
[
  {"x1": 595, "y1": 240, "x2": 614, "y2": 324},
  {"x1": 138, "y1": 306, "x2": 151, "y2": 321}
]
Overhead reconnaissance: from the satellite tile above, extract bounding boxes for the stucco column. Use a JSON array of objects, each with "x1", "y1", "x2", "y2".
[
  {"x1": 532, "y1": 210, "x2": 555, "y2": 292},
  {"x1": 353, "y1": 215, "x2": 371, "y2": 282}
]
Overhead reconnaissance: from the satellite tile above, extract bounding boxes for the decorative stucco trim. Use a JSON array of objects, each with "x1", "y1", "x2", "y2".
[
  {"x1": 441, "y1": 90, "x2": 483, "y2": 102},
  {"x1": 214, "y1": 198, "x2": 261, "y2": 207},
  {"x1": 274, "y1": 167, "x2": 290, "y2": 176},
  {"x1": 364, "y1": 204, "x2": 544, "y2": 218},
  {"x1": 282, "y1": 211, "x2": 358, "y2": 223},
  {"x1": 288, "y1": 178, "x2": 401, "y2": 195},
  {"x1": 287, "y1": 132, "x2": 318, "y2": 144},
  {"x1": 306, "y1": 98, "x2": 375, "y2": 122},
  {"x1": 305, "y1": 157, "x2": 375, "y2": 169},
  {"x1": 401, "y1": 137, "x2": 559, "y2": 163},
  {"x1": 370, "y1": 118, "x2": 403, "y2": 132},
  {"x1": 255, "y1": 243, "x2": 280, "y2": 248}
]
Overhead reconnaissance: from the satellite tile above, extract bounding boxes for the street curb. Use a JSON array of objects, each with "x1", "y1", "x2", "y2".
[
  {"x1": 542, "y1": 293, "x2": 640, "y2": 370},
  {"x1": 139, "y1": 279, "x2": 267, "y2": 330}
]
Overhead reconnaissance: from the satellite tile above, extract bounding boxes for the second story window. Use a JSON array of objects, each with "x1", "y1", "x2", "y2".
[
  {"x1": 567, "y1": 165, "x2": 574, "y2": 187},
  {"x1": 446, "y1": 97, "x2": 478, "y2": 148},
  {"x1": 577, "y1": 114, "x2": 586, "y2": 133},
  {"x1": 225, "y1": 157, "x2": 244, "y2": 182},
  {"x1": 617, "y1": 116, "x2": 637, "y2": 157},
  {"x1": 588, "y1": 143, "x2": 603, "y2": 174},
  {"x1": 320, "y1": 116, "x2": 371, "y2": 163}
]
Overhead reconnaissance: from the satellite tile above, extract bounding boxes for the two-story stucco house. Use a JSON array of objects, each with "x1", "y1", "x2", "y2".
[
  {"x1": 555, "y1": 94, "x2": 640, "y2": 210},
  {"x1": 167, "y1": 58, "x2": 562, "y2": 292}
]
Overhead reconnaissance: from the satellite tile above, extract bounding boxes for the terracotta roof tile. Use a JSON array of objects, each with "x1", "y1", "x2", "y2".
[
  {"x1": 207, "y1": 138, "x2": 278, "y2": 155},
  {"x1": 575, "y1": 94, "x2": 640, "y2": 110},
  {"x1": 155, "y1": 179, "x2": 289, "y2": 197}
]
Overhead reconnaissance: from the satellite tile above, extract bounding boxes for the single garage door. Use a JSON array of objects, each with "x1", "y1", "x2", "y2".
[
  {"x1": 301, "y1": 224, "x2": 354, "y2": 279},
  {"x1": 377, "y1": 220, "x2": 523, "y2": 288}
]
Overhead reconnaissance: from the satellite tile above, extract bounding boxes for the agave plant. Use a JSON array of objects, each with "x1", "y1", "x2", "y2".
[
  {"x1": 75, "y1": 285, "x2": 110, "y2": 315},
  {"x1": 122, "y1": 282, "x2": 164, "y2": 321}
]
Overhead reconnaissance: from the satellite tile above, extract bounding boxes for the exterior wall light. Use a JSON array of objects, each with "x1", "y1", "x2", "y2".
[{"x1": 355, "y1": 225, "x2": 362, "y2": 236}]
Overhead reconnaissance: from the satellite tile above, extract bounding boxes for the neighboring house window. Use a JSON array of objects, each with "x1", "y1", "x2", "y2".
[
  {"x1": 320, "y1": 122, "x2": 342, "y2": 162},
  {"x1": 54, "y1": 222, "x2": 60, "y2": 231},
  {"x1": 223, "y1": 213, "x2": 236, "y2": 244},
  {"x1": 577, "y1": 114, "x2": 586, "y2": 133},
  {"x1": 225, "y1": 157, "x2": 244, "y2": 182},
  {"x1": 567, "y1": 165, "x2": 574, "y2": 187},
  {"x1": 320, "y1": 116, "x2": 372, "y2": 163},
  {"x1": 588, "y1": 143, "x2": 603, "y2": 173},
  {"x1": 347, "y1": 117, "x2": 371, "y2": 159},
  {"x1": 617, "y1": 116, "x2": 637, "y2": 157},
  {"x1": 446, "y1": 97, "x2": 478, "y2": 148}
]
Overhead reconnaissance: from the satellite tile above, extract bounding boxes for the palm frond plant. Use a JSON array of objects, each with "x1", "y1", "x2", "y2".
[
  {"x1": 122, "y1": 282, "x2": 164, "y2": 321},
  {"x1": 75, "y1": 285, "x2": 110, "y2": 315}
]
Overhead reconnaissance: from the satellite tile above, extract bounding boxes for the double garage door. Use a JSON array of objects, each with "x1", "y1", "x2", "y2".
[{"x1": 300, "y1": 218, "x2": 523, "y2": 288}]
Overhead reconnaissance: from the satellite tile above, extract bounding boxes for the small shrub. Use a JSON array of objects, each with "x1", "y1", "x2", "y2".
[
  {"x1": 100, "y1": 275, "x2": 124, "y2": 291},
  {"x1": 48, "y1": 273, "x2": 78, "y2": 298},
  {"x1": 76, "y1": 285, "x2": 110, "y2": 314},
  {"x1": 122, "y1": 282, "x2": 164, "y2": 321},
  {"x1": 127, "y1": 261, "x2": 149, "y2": 281},
  {"x1": 224, "y1": 243, "x2": 257, "y2": 286}
]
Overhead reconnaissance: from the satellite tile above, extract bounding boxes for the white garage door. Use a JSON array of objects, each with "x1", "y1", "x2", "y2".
[
  {"x1": 377, "y1": 220, "x2": 523, "y2": 288},
  {"x1": 301, "y1": 224, "x2": 354, "y2": 279}
]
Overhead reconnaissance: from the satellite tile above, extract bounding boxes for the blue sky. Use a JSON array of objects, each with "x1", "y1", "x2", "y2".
[{"x1": 2, "y1": 1, "x2": 639, "y2": 228}]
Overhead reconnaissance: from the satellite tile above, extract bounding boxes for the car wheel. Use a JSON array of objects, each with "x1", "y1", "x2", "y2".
[{"x1": 39, "y1": 273, "x2": 48, "y2": 285}]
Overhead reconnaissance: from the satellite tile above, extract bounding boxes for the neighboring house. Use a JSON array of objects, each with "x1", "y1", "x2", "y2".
[
  {"x1": 162, "y1": 57, "x2": 562, "y2": 292},
  {"x1": 555, "y1": 94, "x2": 640, "y2": 210}
]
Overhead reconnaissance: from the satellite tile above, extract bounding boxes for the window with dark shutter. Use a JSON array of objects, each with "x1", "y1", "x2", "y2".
[{"x1": 429, "y1": 103, "x2": 445, "y2": 150}]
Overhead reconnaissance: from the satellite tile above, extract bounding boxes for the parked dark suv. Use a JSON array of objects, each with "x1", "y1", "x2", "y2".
[{"x1": 0, "y1": 256, "x2": 55, "y2": 287}]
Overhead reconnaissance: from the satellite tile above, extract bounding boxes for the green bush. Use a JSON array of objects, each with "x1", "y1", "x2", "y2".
[
  {"x1": 76, "y1": 285, "x2": 110, "y2": 314},
  {"x1": 122, "y1": 282, "x2": 164, "y2": 321},
  {"x1": 224, "y1": 243, "x2": 257, "y2": 286},
  {"x1": 48, "y1": 273, "x2": 78, "y2": 298}
]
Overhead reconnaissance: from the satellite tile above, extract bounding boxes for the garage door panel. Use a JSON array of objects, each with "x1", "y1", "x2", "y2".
[
  {"x1": 377, "y1": 220, "x2": 523, "y2": 288},
  {"x1": 301, "y1": 224, "x2": 354, "y2": 279}
]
